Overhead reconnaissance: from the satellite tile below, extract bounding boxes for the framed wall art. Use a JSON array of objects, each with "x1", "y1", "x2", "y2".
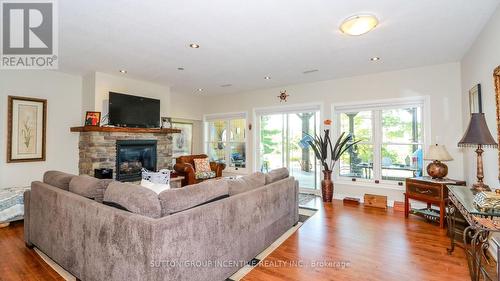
[
  {"x1": 469, "y1": 84, "x2": 482, "y2": 114},
  {"x1": 172, "y1": 122, "x2": 193, "y2": 157},
  {"x1": 7, "y1": 96, "x2": 47, "y2": 163}
]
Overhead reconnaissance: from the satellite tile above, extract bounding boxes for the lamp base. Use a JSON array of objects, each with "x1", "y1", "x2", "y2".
[
  {"x1": 472, "y1": 182, "x2": 491, "y2": 192},
  {"x1": 426, "y1": 160, "x2": 448, "y2": 179}
]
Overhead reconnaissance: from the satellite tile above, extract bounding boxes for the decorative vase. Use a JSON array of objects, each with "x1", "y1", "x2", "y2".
[{"x1": 321, "y1": 170, "x2": 334, "y2": 202}]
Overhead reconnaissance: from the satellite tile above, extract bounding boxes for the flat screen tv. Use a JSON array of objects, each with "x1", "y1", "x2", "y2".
[{"x1": 108, "y1": 92, "x2": 160, "y2": 128}]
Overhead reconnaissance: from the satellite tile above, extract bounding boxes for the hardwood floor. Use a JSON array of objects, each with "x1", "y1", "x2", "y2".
[
  {"x1": 0, "y1": 221, "x2": 63, "y2": 281},
  {"x1": 0, "y1": 200, "x2": 469, "y2": 281},
  {"x1": 242, "y1": 200, "x2": 469, "y2": 281}
]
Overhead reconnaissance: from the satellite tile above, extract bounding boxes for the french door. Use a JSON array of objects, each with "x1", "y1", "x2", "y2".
[{"x1": 256, "y1": 109, "x2": 321, "y2": 191}]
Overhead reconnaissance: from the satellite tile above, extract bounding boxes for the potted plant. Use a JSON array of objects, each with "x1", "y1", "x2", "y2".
[{"x1": 305, "y1": 121, "x2": 360, "y2": 202}]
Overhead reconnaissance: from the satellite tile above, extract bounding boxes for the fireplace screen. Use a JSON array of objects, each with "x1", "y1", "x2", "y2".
[{"x1": 116, "y1": 140, "x2": 157, "y2": 182}]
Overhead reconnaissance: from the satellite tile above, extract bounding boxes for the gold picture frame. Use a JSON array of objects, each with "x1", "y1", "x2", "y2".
[
  {"x1": 7, "y1": 96, "x2": 47, "y2": 163},
  {"x1": 494, "y1": 66, "x2": 500, "y2": 180}
]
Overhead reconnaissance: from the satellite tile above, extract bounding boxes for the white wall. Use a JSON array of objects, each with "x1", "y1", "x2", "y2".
[
  {"x1": 0, "y1": 71, "x2": 82, "y2": 187},
  {"x1": 203, "y1": 63, "x2": 464, "y2": 203},
  {"x1": 461, "y1": 5, "x2": 500, "y2": 187}
]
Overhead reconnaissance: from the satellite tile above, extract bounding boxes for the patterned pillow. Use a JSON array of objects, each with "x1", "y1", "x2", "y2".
[
  {"x1": 195, "y1": 171, "x2": 216, "y2": 180},
  {"x1": 193, "y1": 158, "x2": 211, "y2": 172}
]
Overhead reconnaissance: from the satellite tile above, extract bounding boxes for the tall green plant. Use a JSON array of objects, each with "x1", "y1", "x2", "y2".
[{"x1": 305, "y1": 130, "x2": 361, "y2": 172}]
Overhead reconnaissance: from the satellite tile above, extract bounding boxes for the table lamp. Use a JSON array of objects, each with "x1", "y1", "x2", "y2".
[
  {"x1": 458, "y1": 113, "x2": 498, "y2": 191},
  {"x1": 424, "y1": 144, "x2": 453, "y2": 179}
]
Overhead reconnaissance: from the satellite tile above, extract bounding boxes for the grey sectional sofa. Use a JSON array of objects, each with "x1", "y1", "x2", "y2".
[{"x1": 24, "y1": 169, "x2": 299, "y2": 281}]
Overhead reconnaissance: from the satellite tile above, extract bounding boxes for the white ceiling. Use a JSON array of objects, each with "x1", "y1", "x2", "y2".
[{"x1": 58, "y1": 0, "x2": 500, "y2": 95}]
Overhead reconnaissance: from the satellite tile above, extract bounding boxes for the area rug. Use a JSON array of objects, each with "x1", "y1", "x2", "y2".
[
  {"x1": 298, "y1": 193, "x2": 318, "y2": 206},
  {"x1": 34, "y1": 207, "x2": 317, "y2": 281}
]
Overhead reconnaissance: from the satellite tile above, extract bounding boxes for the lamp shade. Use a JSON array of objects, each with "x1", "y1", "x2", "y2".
[
  {"x1": 424, "y1": 144, "x2": 453, "y2": 161},
  {"x1": 458, "y1": 113, "x2": 498, "y2": 148}
]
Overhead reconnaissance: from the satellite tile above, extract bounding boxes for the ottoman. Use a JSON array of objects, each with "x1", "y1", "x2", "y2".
[{"x1": 0, "y1": 187, "x2": 30, "y2": 227}]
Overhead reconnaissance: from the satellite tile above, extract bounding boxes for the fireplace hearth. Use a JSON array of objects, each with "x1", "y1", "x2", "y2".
[{"x1": 116, "y1": 140, "x2": 157, "y2": 182}]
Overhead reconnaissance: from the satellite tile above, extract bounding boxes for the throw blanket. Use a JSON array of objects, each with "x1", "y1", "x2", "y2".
[{"x1": 0, "y1": 187, "x2": 30, "y2": 223}]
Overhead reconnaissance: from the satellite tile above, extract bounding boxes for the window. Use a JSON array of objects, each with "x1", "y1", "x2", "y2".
[
  {"x1": 334, "y1": 98, "x2": 427, "y2": 183},
  {"x1": 205, "y1": 114, "x2": 247, "y2": 172}
]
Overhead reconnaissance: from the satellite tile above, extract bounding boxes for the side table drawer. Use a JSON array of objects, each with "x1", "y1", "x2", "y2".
[{"x1": 407, "y1": 182, "x2": 442, "y2": 200}]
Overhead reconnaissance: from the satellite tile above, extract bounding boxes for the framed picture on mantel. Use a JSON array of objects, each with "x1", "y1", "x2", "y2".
[{"x1": 7, "y1": 96, "x2": 47, "y2": 163}]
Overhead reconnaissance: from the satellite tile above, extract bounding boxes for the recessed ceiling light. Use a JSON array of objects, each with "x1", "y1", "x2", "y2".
[
  {"x1": 197, "y1": 88, "x2": 203, "y2": 92},
  {"x1": 189, "y1": 43, "x2": 200, "y2": 48},
  {"x1": 119, "y1": 69, "x2": 127, "y2": 74},
  {"x1": 220, "y1": 84, "x2": 232, "y2": 87},
  {"x1": 370, "y1": 57, "x2": 380, "y2": 61},
  {"x1": 264, "y1": 76, "x2": 271, "y2": 80},
  {"x1": 340, "y1": 14, "x2": 378, "y2": 36},
  {"x1": 177, "y1": 67, "x2": 185, "y2": 70},
  {"x1": 303, "y1": 69, "x2": 319, "y2": 74}
]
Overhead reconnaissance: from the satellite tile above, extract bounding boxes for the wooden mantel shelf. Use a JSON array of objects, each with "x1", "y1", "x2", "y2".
[{"x1": 70, "y1": 126, "x2": 181, "y2": 134}]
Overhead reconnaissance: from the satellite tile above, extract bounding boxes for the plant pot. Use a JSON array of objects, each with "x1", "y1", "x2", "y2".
[{"x1": 321, "y1": 170, "x2": 334, "y2": 202}]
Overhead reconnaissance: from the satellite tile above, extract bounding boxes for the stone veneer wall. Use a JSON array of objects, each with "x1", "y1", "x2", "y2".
[{"x1": 78, "y1": 132, "x2": 173, "y2": 178}]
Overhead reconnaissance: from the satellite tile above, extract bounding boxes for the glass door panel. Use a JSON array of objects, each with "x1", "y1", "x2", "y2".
[
  {"x1": 259, "y1": 114, "x2": 285, "y2": 172},
  {"x1": 259, "y1": 111, "x2": 320, "y2": 190}
]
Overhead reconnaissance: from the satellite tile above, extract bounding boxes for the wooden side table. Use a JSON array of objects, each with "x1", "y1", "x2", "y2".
[{"x1": 405, "y1": 177, "x2": 465, "y2": 228}]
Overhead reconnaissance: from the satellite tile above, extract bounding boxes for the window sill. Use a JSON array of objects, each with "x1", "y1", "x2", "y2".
[{"x1": 334, "y1": 179, "x2": 405, "y2": 191}]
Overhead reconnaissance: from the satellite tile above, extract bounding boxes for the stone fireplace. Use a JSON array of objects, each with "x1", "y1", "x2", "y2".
[
  {"x1": 116, "y1": 140, "x2": 157, "y2": 182},
  {"x1": 72, "y1": 127, "x2": 178, "y2": 181}
]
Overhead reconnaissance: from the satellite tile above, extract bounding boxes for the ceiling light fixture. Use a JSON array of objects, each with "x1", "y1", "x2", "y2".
[
  {"x1": 197, "y1": 88, "x2": 204, "y2": 92},
  {"x1": 189, "y1": 43, "x2": 200, "y2": 48},
  {"x1": 220, "y1": 84, "x2": 232, "y2": 87},
  {"x1": 340, "y1": 14, "x2": 378, "y2": 36},
  {"x1": 370, "y1": 57, "x2": 380, "y2": 61},
  {"x1": 177, "y1": 67, "x2": 185, "y2": 70},
  {"x1": 264, "y1": 76, "x2": 271, "y2": 80},
  {"x1": 119, "y1": 69, "x2": 127, "y2": 74}
]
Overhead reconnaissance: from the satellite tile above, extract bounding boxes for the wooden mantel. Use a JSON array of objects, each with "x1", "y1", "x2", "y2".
[{"x1": 70, "y1": 126, "x2": 181, "y2": 134}]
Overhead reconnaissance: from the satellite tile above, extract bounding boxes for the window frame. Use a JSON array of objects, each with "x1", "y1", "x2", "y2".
[
  {"x1": 203, "y1": 112, "x2": 248, "y2": 174},
  {"x1": 331, "y1": 96, "x2": 431, "y2": 188}
]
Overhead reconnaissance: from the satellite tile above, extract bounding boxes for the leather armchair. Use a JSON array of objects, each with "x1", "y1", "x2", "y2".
[{"x1": 174, "y1": 154, "x2": 226, "y2": 186}]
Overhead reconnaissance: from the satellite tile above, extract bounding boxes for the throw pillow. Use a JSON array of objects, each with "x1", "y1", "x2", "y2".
[
  {"x1": 141, "y1": 179, "x2": 170, "y2": 194},
  {"x1": 193, "y1": 158, "x2": 211, "y2": 172},
  {"x1": 195, "y1": 171, "x2": 216, "y2": 180}
]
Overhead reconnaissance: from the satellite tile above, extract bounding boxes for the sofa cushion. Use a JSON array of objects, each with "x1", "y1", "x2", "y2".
[
  {"x1": 43, "y1": 171, "x2": 76, "y2": 191},
  {"x1": 140, "y1": 179, "x2": 170, "y2": 194},
  {"x1": 95, "y1": 179, "x2": 114, "y2": 203},
  {"x1": 265, "y1": 168, "x2": 289, "y2": 185},
  {"x1": 158, "y1": 180, "x2": 229, "y2": 216},
  {"x1": 228, "y1": 172, "x2": 266, "y2": 196},
  {"x1": 68, "y1": 175, "x2": 113, "y2": 203},
  {"x1": 69, "y1": 175, "x2": 100, "y2": 199},
  {"x1": 193, "y1": 158, "x2": 211, "y2": 172},
  {"x1": 103, "y1": 182, "x2": 161, "y2": 219},
  {"x1": 195, "y1": 171, "x2": 216, "y2": 180}
]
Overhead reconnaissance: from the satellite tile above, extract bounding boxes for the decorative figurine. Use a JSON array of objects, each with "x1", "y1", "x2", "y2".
[{"x1": 278, "y1": 90, "x2": 289, "y2": 102}]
